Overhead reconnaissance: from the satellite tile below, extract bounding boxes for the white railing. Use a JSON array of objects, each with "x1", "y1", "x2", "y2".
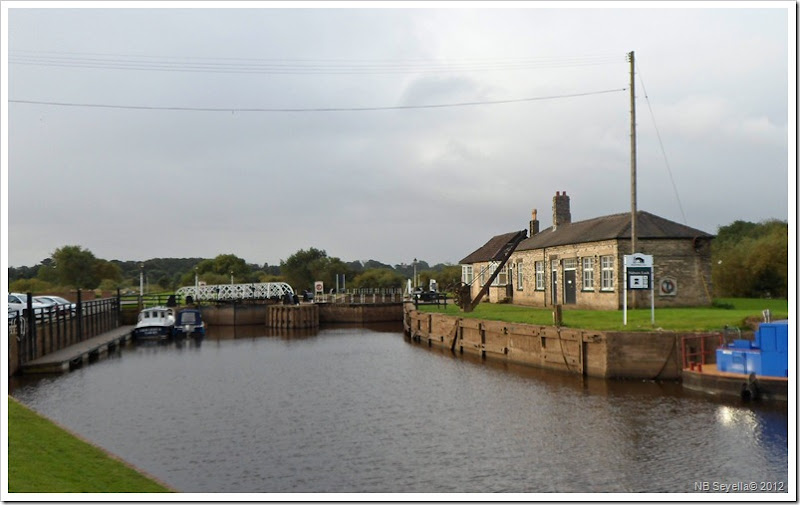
[
  {"x1": 175, "y1": 282, "x2": 294, "y2": 302},
  {"x1": 313, "y1": 293, "x2": 405, "y2": 304}
]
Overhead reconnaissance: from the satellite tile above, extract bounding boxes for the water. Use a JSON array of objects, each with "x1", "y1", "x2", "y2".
[{"x1": 10, "y1": 324, "x2": 790, "y2": 494}]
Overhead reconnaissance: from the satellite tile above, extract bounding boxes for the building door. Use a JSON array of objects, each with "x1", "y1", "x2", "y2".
[
  {"x1": 563, "y1": 258, "x2": 577, "y2": 305},
  {"x1": 551, "y1": 260, "x2": 559, "y2": 305},
  {"x1": 564, "y1": 270, "x2": 576, "y2": 304}
]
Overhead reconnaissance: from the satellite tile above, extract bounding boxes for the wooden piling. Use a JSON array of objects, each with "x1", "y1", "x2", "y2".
[{"x1": 266, "y1": 305, "x2": 319, "y2": 329}]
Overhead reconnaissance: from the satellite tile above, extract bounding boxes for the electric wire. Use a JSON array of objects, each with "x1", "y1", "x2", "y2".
[
  {"x1": 9, "y1": 50, "x2": 623, "y2": 75},
  {"x1": 9, "y1": 88, "x2": 627, "y2": 113},
  {"x1": 636, "y1": 61, "x2": 688, "y2": 226}
]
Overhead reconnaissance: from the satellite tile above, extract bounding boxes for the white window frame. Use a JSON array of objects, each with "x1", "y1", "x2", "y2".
[
  {"x1": 535, "y1": 261, "x2": 545, "y2": 290},
  {"x1": 601, "y1": 255, "x2": 614, "y2": 291},
  {"x1": 491, "y1": 261, "x2": 508, "y2": 286},
  {"x1": 582, "y1": 257, "x2": 594, "y2": 291},
  {"x1": 462, "y1": 265, "x2": 473, "y2": 285},
  {"x1": 516, "y1": 260, "x2": 524, "y2": 290}
]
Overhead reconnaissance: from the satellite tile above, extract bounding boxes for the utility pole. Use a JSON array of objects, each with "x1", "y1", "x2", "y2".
[
  {"x1": 628, "y1": 51, "x2": 639, "y2": 310},
  {"x1": 629, "y1": 50, "x2": 637, "y2": 255}
]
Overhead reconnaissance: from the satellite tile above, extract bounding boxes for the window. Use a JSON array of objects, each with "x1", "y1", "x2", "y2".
[
  {"x1": 582, "y1": 257, "x2": 594, "y2": 290},
  {"x1": 563, "y1": 258, "x2": 577, "y2": 270},
  {"x1": 601, "y1": 255, "x2": 614, "y2": 290},
  {"x1": 535, "y1": 261, "x2": 545, "y2": 290},
  {"x1": 517, "y1": 260, "x2": 524, "y2": 290},
  {"x1": 491, "y1": 261, "x2": 508, "y2": 286},
  {"x1": 479, "y1": 263, "x2": 486, "y2": 285},
  {"x1": 462, "y1": 265, "x2": 473, "y2": 285}
]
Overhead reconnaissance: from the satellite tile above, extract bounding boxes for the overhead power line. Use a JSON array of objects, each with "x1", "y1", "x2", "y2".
[
  {"x1": 9, "y1": 88, "x2": 627, "y2": 113},
  {"x1": 636, "y1": 62, "x2": 687, "y2": 226},
  {"x1": 9, "y1": 50, "x2": 624, "y2": 75}
]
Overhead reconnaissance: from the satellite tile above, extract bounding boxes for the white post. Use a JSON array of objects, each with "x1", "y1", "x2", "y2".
[
  {"x1": 651, "y1": 274, "x2": 655, "y2": 326},
  {"x1": 623, "y1": 261, "x2": 627, "y2": 326}
]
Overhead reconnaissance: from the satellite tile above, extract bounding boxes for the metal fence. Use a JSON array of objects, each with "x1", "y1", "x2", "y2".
[
  {"x1": 9, "y1": 291, "x2": 121, "y2": 368},
  {"x1": 313, "y1": 292, "x2": 407, "y2": 304}
]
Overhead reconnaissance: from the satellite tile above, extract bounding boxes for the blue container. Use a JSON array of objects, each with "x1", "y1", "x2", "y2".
[
  {"x1": 745, "y1": 351, "x2": 762, "y2": 375},
  {"x1": 716, "y1": 349, "x2": 733, "y2": 372},
  {"x1": 717, "y1": 348, "x2": 748, "y2": 374},
  {"x1": 715, "y1": 321, "x2": 788, "y2": 377},
  {"x1": 754, "y1": 321, "x2": 788, "y2": 377}
]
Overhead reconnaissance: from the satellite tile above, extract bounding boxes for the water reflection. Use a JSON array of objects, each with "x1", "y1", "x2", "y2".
[{"x1": 9, "y1": 324, "x2": 788, "y2": 494}]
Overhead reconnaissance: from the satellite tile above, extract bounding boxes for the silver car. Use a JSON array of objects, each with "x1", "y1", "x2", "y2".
[
  {"x1": 33, "y1": 295, "x2": 77, "y2": 317},
  {"x1": 8, "y1": 293, "x2": 48, "y2": 318}
]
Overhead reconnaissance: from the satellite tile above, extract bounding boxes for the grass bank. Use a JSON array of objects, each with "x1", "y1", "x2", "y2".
[
  {"x1": 416, "y1": 298, "x2": 789, "y2": 332},
  {"x1": 7, "y1": 396, "x2": 173, "y2": 493}
]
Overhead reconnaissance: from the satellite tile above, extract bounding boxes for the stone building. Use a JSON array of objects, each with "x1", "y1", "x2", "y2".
[{"x1": 460, "y1": 191, "x2": 715, "y2": 309}]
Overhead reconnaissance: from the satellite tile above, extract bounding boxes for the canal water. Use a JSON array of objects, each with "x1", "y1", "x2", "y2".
[{"x1": 10, "y1": 323, "x2": 790, "y2": 495}]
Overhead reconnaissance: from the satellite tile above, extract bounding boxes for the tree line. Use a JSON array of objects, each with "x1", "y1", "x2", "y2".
[
  {"x1": 7, "y1": 246, "x2": 462, "y2": 297},
  {"x1": 8, "y1": 218, "x2": 788, "y2": 300},
  {"x1": 711, "y1": 219, "x2": 788, "y2": 298}
]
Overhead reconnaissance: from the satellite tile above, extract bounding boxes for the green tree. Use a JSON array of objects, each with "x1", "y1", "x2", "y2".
[
  {"x1": 195, "y1": 254, "x2": 253, "y2": 283},
  {"x1": 9, "y1": 278, "x2": 56, "y2": 294},
  {"x1": 94, "y1": 260, "x2": 123, "y2": 287},
  {"x1": 436, "y1": 265, "x2": 463, "y2": 292},
  {"x1": 712, "y1": 219, "x2": 788, "y2": 298},
  {"x1": 310, "y1": 257, "x2": 351, "y2": 291},
  {"x1": 280, "y1": 248, "x2": 328, "y2": 291},
  {"x1": 352, "y1": 269, "x2": 405, "y2": 289},
  {"x1": 52, "y1": 245, "x2": 101, "y2": 289}
]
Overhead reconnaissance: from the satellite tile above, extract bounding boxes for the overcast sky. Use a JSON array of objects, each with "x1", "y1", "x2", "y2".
[{"x1": 3, "y1": 2, "x2": 794, "y2": 270}]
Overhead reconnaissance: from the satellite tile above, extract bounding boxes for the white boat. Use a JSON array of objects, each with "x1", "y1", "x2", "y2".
[{"x1": 133, "y1": 306, "x2": 176, "y2": 340}]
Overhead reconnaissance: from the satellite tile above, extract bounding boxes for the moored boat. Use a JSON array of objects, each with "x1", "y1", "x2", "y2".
[
  {"x1": 133, "y1": 306, "x2": 176, "y2": 340},
  {"x1": 174, "y1": 308, "x2": 205, "y2": 337},
  {"x1": 682, "y1": 320, "x2": 788, "y2": 402}
]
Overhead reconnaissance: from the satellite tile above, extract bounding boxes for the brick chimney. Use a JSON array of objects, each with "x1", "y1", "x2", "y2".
[
  {"x1": 529, "y1": 209, "x2": 540, "y2": 236},
  {"x1": 552, "y1": 191, "x2": 571, "y2": 230}
]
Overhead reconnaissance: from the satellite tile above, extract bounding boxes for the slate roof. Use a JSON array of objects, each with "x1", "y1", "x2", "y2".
[
  {"x1": 459, "y1": 231, "x2": 526, "y2": 265},
  {"x1": 516, "y1": 210, "x2": 713, "y2": 251}
]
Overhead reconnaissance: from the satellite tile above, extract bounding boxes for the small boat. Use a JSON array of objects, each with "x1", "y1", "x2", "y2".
[
  {"x1": 173, "y1": 309, "x2": 205, "y2": 337},
  {"x1": 133, "y1": 306, "x2": 176, "y2": 340}
]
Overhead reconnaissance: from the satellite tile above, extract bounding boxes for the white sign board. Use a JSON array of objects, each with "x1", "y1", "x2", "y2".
[
  {"x1": 624, "y1": 253, "x2": 653, "y2": 267},
  {"x1": 623, "y1": 253, "x2": 655, "y2": 326},
  {"x1": 314, "y1": 281, "x2": 324, "y2": 294}
]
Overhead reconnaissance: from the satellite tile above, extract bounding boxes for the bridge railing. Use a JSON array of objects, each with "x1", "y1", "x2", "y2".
[{"x1": 175, "y1": 282, "x2": 294, "y2": 302}]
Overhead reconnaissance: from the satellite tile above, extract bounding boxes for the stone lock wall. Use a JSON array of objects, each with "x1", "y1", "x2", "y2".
[
  {"x1": 319, "y1": 303, "x2": 403, "y2": 324},
  {"x1": 405, "y1": 306, "x2": 684, "y2": 380}
]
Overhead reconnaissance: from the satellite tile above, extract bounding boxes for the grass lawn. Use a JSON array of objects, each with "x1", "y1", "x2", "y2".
[
  {"x1": 416, "y1": 298, "x2": 789, "y2": 332},
  {"x1": 7, "y1": 396, "x2": 172, "y2": 493}
]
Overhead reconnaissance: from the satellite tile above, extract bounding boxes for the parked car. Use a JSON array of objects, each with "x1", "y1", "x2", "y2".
[
  {"x1": 411, "y1": 287, "x2": 439, "y2": 302},
  {"x1": 33, "y1": 295, "x2": 77, "y2": 317},
  {"x1": 8, "y1": 293, "x2": 48, "y2": 318}
]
